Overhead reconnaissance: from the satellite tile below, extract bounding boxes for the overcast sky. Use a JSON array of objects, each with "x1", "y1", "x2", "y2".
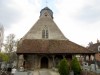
[{"x1": 0, "y1": 0, "x2": 100, "y2": 47}]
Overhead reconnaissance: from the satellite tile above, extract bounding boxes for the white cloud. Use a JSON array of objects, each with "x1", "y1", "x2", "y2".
[
  {"x1": 2, "y1": 0, "x2": 100, "y2": 47},
  {"x1": 4, "y1": 0, "x2": 41, "y2": 39},
  {"x1": 54, "y1": 0, "x2": 100, "y2": 46},
  {"x1": 78, "y1": 0, "x2": 100, "y2": 23}
]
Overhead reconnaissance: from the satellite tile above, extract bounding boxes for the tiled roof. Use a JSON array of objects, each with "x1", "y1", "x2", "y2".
[
  {"x1": 88, "y1": 43, "x2": 100, "y2": 52},
  {"x1": 17, "y1": 39, "x2": 95, "y2": 54}
]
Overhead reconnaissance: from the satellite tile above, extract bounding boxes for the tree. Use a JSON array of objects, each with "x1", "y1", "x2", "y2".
[
  {"x1": 3, "y1": 34, "x2": 18, "y2": 63},
  {"x1": 58, "y1": 58, "x2": 69, "y2": 75},
  {"x1": 0, "y1": 52, "x2": 9, "y2": 62},
  {"x1": 4, "y1": 34, "x2": 17, "y2": 53},
  {"x1": 71, "y1": 57, "x2": 82, "y2": 75}
]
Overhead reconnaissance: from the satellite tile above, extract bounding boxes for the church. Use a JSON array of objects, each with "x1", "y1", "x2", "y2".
[{"x1": 17, "y1": 7, "x2": 95, "y2": 70}]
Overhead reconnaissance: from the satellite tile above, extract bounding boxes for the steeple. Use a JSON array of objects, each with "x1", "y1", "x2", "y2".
[
  {"x1": 22, "y1": 7, "x2": 67, "y2": 40},
  {"x1": 40, "y1": 7, "x2": 53, "y2": 19}
]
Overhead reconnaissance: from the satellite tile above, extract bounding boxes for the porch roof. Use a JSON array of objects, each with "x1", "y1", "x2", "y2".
[{"x1": 17, "y1": 39, "x2": 95, "y2": 54}]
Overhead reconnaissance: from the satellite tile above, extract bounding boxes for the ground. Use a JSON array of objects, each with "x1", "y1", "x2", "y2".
[{"x1": 0, "y1": 69, "x2": 100, "y2": 75}]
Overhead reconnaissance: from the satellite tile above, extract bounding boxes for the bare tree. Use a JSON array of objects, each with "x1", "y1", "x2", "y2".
[
  {"x1": 3, "y1": 34, "x2": 18, "y2": 64},
  {"x1": 4, "y1": 34, "x2": 17, "y2": 53}
]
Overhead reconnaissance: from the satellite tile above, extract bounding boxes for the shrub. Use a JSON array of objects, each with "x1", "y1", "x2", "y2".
[
  {"x1": 71, "y1": 56, "x2": 82, "y2": 75},
  {"x1": 58, "y1": 58, "x2": 69, "y2": 75}
]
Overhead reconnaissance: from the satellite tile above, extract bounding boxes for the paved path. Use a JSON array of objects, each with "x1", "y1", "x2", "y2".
[
  {"x1": 15, "y1": 69, "x2": 59, "y2": 75},
  {"x1": 33, "y1": 69, "x2": 59, "y2": 75}
]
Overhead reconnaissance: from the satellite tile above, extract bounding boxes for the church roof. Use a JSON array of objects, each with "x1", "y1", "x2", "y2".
[
  {"x1": 21, "y1": 7, "x2": 67, "y2": 40},
  {"x1": 17, "y1": 39, "x2": 95, "y2": 54},
  {"x1": 17, "y1": 7, "x2": 95, "y2": 54}
]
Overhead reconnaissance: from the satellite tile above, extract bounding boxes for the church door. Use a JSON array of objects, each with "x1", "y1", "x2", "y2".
[{"x1": 41, "y1": 57, "x2": 48, "y2": 68}]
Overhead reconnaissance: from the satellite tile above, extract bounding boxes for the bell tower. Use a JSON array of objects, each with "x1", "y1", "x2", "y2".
[
  {"x1": 40, "y1": 7, "x2": 53, "y2": 19},
  {"x1": 22, "y1": 7, "x2": 67, "y2": 40}
]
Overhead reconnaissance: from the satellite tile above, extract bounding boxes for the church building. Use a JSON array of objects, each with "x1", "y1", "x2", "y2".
[{"x1": 17, "y1": 7, "x2": 95, "y2": 70}]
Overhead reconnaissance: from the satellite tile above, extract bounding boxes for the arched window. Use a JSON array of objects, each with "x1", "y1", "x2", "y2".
[{"x1": 42, "y1": 26, "x2": 49, "y2": 39}]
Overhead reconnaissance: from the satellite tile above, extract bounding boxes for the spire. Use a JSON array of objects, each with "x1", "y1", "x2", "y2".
[{"x1": 46, "y1": 0, "x2": 48, "y2": 7}]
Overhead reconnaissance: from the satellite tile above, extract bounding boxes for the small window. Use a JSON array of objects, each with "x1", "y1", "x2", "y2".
[
  {"x1": 44, "y1": 12, "x2": 48, "y2": 17},
  {"x1": 98, "y1": 46, "x2": 100, "y2": 52},
  {"x1": 45, "y1": 15, "x2": 47, "y2": 16}
]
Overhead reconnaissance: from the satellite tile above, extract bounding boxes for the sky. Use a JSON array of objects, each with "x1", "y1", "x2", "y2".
[{"x1": 0, "y1": 0, "x2": 100, "y2": 47}]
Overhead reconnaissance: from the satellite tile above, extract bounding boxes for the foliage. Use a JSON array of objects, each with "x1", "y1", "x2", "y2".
[
  {"x1": 0, "y1": 52, "x2": 9, "y2": 62},
  {"x1": 58, "y1": 58, "x2": 69, "y2": 75},
  {"x1": 71, "y1": 56, "x2": 82, "y2": 75}
]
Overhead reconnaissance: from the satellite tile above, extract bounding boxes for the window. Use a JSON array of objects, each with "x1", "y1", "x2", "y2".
[
  {"x1": 46, "y1": 30, "x2": 48, "y2": 38},
  {"x1": 42, "y1": 26, "x2": 48, "y2": 38},
  {"x1": 42, "y1": 30, "x2": 45, "y2": 38}
]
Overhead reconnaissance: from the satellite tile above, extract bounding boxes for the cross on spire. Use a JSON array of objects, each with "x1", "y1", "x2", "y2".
[{"x1": 46, "y1": 0, "x2": 48, "y2": 7}]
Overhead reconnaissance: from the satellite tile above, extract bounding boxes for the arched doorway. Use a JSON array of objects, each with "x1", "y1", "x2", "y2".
[{"x1": 41, "y1": 57, "x2": 48, "y2": 68}]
